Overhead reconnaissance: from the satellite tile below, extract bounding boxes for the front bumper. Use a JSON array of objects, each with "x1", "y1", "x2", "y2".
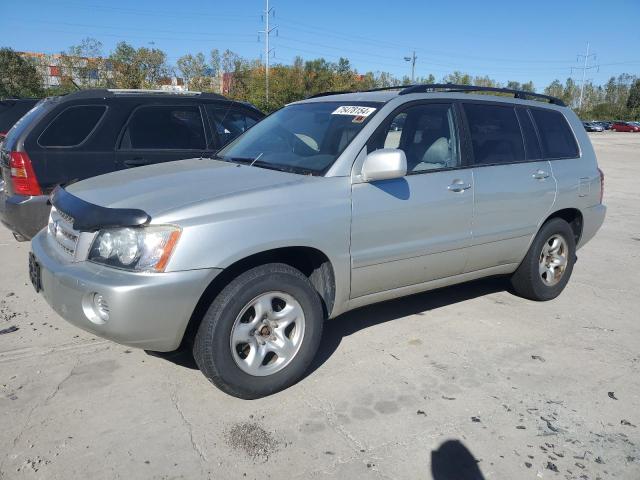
[
  {"x1": 0, "y1": 189, "x2": 50, "y2": 240},
  {"x1": 31, "y1": 230, "x2": 221, "y2": 351}
]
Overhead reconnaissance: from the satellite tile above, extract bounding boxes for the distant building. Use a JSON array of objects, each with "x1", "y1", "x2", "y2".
[{"x1": 18, "y1": 51, "x2": 184, "y2": 91}]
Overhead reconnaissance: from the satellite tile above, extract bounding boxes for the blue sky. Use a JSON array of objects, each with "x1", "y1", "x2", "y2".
[{"x1": 4, "y1": 0, "x2": 640, "y2": 90}]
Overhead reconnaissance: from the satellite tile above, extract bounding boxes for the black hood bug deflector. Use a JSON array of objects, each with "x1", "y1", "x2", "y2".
[{"x1": 50, "y1": 186, "x2": 151, "y2": 232}]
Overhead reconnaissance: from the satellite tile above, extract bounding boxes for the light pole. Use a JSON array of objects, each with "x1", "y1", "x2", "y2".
[{"x1": 404, "y1": 51, "x2": 417, "y2": 83}]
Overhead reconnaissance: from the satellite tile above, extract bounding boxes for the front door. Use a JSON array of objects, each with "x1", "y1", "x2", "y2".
[{"x1": 350, "y1": 102, "x2": 474, "y2": 298}]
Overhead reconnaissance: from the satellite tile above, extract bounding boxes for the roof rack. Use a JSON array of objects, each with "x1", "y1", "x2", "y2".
[
  {"x1": 399, "y1": 84, "x2": 565, "y2": 106},
  {"x1": 107, "y1": 89, "x2": 203, "y2": 95},
  {"x1": 307, "y1": 83, "x2": 566, "y2": 106},
  {"x1": 307, "y1": 85, "x2": 407, "y2": 99}
]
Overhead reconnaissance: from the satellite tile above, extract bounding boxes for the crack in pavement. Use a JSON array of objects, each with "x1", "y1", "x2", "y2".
[
  {"x1": 44, "y1": 358, "x2": 79, "y2": 405},
  {"x1": 169, "y1": 379, "x2": 209, "y2": 468},
  {"x1": 299, "y1": 391, "x2": 367, "y2": 453}
]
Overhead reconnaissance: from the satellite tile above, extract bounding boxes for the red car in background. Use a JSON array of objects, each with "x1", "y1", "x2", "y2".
[{"x1": 611, "y1": 121, "x2": 640, "y2": 132}]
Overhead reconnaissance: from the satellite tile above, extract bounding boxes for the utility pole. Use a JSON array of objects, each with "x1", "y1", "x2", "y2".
[
  {"x1": 572, "y1": 42, "x2": 598, "y2": 110},
  {"x1": 259, "y1": 0, "x2": 277, "y2": 103},
  {"x1": 404, "y1": 51, "x2": 417, "y2": 83}
]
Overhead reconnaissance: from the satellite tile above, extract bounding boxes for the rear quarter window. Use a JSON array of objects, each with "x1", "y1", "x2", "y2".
[
  {"x1": 38, "y1": 105, "x2": 107, "y2": 147},
  {"x1": 530, "y1": 109, "x2": 579, "y2": 159}
]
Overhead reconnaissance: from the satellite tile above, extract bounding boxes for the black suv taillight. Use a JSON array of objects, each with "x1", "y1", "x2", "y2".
[{"x1": 9, "y1": 151, "x2": 42, "y2": 196}]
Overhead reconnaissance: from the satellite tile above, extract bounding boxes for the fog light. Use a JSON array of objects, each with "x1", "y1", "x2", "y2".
[
  {"x1": 92, "y1": 293, "x2": 110, "y2": 322},
  {"x1": 83, "y1": 292, "x2": 110, "y2": 324}
]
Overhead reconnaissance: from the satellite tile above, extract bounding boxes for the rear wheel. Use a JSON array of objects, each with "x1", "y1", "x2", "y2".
[
  {"x1": 510, "y1": 218, "x2": 576, "y2": 301},
  {"x1": 193, "y1": 263, "x2": 324, "y2": 399}
]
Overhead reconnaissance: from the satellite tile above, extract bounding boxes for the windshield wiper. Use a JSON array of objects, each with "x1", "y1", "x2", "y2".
[{"x1": 250, "y1": 160, "x2": 316, "y2": 176}]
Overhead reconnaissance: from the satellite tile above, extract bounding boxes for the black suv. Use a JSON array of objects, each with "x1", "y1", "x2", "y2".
[{"x1": 0, "y1": 89, "x2": 264, "y2": 240}]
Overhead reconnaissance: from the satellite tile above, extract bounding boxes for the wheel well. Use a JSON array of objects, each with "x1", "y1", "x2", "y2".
[
  {"x1": 544, "y1": 208, "x2": 583, "y2": 244},
  {"x1": 182, "y1": 247, "x2": 336, "y2": 346}
]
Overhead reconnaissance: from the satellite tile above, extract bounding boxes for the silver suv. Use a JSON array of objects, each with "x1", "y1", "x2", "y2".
[{"x1": 29, "y1": 84, "x2": 606, "y2": 398}]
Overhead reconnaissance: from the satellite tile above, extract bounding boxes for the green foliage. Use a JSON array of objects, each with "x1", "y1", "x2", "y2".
[
  {"x1": 0, "y1": 48, "x2": 43, "y2": 98},
  {"x1": 626, "y1": 79, "x2": 640, "y2": 112},
  {"x1": 58, "y1": 37, "x2": 106, "y2": 91},
  {"x1": 108, "y1": 42, "x2": 171, "y2": 89},
  {"x1": 177, "y1": 52, "x2": 214, "y2": 91}
]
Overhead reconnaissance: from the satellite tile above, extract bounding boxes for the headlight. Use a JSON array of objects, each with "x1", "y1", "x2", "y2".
[{"x1": 88, "y1": 226, "x2": 181, "y2": 272}]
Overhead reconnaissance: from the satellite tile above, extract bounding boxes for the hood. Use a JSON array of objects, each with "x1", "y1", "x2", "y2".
[{"x1": 66, "y1": 158, "x2": 313, "y2": 217}]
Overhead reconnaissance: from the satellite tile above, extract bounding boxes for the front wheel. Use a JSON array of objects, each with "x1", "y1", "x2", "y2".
[
  {"x1": 510, "y1": 218, "x2": 576, "y2": 301},
  {"x1": 193, "y1": 263, "x2": 324, "y2": 399}
]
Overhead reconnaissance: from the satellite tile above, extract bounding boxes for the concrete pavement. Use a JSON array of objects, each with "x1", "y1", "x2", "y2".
[{"x1": 1, "y1": 132, "x2": 639, "y2": 479}]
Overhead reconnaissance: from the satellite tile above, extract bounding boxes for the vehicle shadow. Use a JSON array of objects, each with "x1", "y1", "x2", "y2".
[
  {"x1": 431, "y1": 439, "x2": 486, "y2": 480},
  {"x1": 306, "y1": 276, "x2": 509, "y2": 376},
  {"x1": 150, "y1": 276, "x2": 509, "y2": 375}
]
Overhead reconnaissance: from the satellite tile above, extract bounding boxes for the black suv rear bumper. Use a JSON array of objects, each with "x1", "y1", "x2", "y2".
[{"x1": 0, "y1": 188, "x2": 50, "y2": 240}]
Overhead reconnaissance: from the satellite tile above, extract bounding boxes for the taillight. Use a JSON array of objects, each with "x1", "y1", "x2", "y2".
[
  {"x1": 9, "y1": 151, "x2": 42, "y2": 196},
  {"x1": 598, "y1": 168, "x2": 604, "y2": 204}
]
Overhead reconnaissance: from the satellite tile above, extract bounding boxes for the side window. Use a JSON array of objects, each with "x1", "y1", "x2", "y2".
[
  {"x1": 464, "y1": 103, "x2": 525, "y2": 165},
  {"x1": 206, "y1": 105, "x2": 260, "y2": 147},
  {"x1": 516, "y1": 108, "x2": 542, "y2": 160},
  {"x1": 120, "y1": 106, "x2": 206, "y2": 150},
  {"x1": 530, "y1": 109, "x2": 579, "y2": 159},
  {"x1": 370, "y1": 103, "x2": 460, "y2": 173},
  {"x1": 38, "y1": 105, "x2": 106, "y2": 147}
]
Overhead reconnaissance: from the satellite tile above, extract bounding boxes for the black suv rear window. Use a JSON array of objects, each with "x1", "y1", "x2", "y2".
[
  {"x1": 39, "y1": 105, "x2": 106, "y2": 147},
  {"x1": 0, "y1": 100, "x2": 39, "y2": 133},
  {"x1": 530, "y1": 109, "x2": 579, "y2": 159},
  {"x1": 464, "y1": 103, "x2": 525, "y2": 165}
]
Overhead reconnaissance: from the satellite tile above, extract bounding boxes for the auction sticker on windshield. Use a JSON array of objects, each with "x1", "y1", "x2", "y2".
[{"x1": 331, "y1": 106, "x2": 377, "y2": 117}]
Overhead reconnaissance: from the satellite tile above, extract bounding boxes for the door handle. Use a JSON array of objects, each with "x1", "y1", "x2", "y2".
[
  {"x1": 447, "y1": 181, "x2": 472, "y2": 193},
  {"x1": 123, "y1": 157, "x2": 151, "y2": 167},
  {"x1": 532, "y1": 169, "x2": 550, "y2": 180}
]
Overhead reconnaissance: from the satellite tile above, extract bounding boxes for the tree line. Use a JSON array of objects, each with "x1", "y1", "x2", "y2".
[{"x1": 1, "y1": 38, "x2": 639, "y2": 119}]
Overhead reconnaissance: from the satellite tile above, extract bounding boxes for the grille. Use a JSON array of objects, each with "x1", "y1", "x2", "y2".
[{"x1": 48, "y1": 207, "x2": 80, "y2": 257}]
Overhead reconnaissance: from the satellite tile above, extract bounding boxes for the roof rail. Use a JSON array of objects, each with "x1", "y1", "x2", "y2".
[
  {"x1": 106, "y1": 89, "x2": 203, "y2": 96},
  {"x1": 307, "y1": 83, "x2": 565, "y2": 106},
  {"x1": 307, "y1": 85, "x2": 406, "y2": 99},
  {"x1": 399, "y1": 83, "x2": 566, "y2": 106}
]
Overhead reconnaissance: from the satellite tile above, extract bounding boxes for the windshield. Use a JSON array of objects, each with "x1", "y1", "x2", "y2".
[{"x1": 216, "y1": 101, "x2": 381, "y2": 175}]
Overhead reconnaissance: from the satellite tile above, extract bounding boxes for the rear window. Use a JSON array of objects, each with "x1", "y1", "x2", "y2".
[
  {"x1": 1, "y1": 100, "x2": 52, "y2": 150},
  {"x1": 530, "y1": 109, "x2": 579, "y2": 159},
  {"x1": 120, "y1": 105, "x2": 206, "y2": 150},
  {"x1": 0, "y1": 100, "x2": 39, "y2": 133},
  {"x1": 464, "y1": 103, "x2": 525, "y2": 165},
  {"x1": 38, "y1": 105, "x2": 106, "y2": 147}
]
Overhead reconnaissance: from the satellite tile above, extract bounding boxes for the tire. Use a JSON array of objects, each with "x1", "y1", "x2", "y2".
[
  {"x1": 510, "y1": 218, "x2": 576, "y2": 301},
  {"x1": 193, "y1": 263, "x2": 324, "y2": 399}
]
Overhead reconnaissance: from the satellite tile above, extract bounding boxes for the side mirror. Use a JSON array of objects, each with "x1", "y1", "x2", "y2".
[{"x1": 361, "y1": 148, "x2": 407, "y2": 182}]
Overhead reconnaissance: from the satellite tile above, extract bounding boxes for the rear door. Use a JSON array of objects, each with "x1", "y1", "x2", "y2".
[
  {"x1": 462, "y1": 102, "x2": 556, "y2": 272},
  {"x1": 115, "y1": 104, "x2": 211, "y2": 169}
]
